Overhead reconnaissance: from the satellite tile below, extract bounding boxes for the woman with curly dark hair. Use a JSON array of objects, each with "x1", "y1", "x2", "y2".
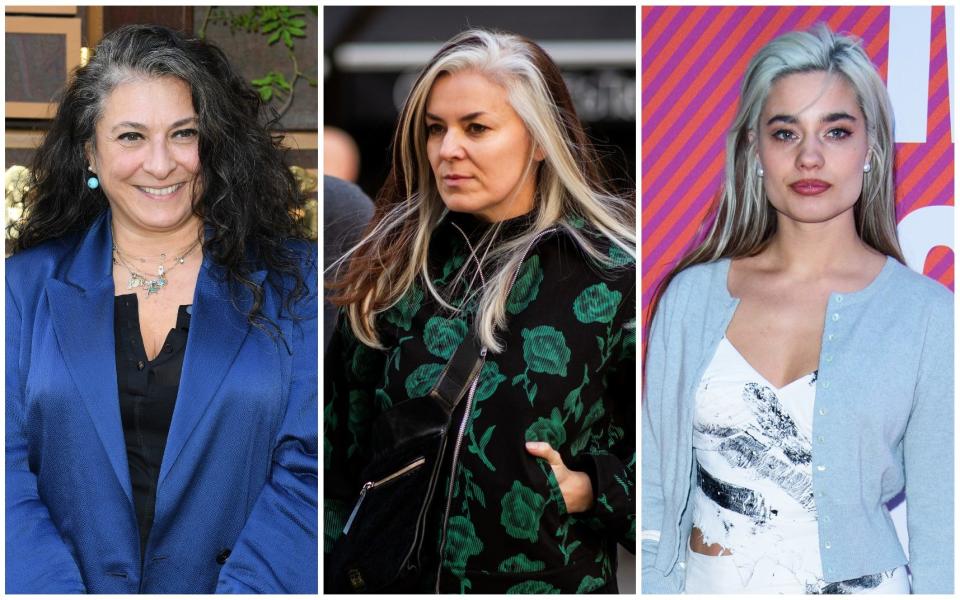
[{"x1": 6, "y1": 25, "x2": 317, "y2": 593}]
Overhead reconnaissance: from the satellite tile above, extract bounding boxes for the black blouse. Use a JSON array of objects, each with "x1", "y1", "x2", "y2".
[{"x1": 113, "y1": 294, "x2": 191, "y2": 560}]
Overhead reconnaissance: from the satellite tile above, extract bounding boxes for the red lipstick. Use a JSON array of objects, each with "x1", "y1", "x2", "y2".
[{"x1": 790, "y1": 179, "x2": 831, "y2": 196}]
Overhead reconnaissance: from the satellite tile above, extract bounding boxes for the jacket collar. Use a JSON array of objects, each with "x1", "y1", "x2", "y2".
[{"x1": 44, "y1": 210, "x2": 268, "y2": 503}]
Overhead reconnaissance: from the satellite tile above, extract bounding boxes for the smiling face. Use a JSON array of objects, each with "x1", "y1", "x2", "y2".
[
  {"x1": 756, "y1": 71, "x2": 870, "y2": 228},
  {"x1": 425, "y1": 70, "x2": 543, "y2": 222},
  {"x1": 88, "y1": 76, "x2": 202, "y2": 236}
]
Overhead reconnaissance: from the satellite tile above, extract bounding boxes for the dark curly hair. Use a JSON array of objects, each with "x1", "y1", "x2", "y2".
[{"x1": 11, "y1": 24, "x2": 309, "y2": 334}]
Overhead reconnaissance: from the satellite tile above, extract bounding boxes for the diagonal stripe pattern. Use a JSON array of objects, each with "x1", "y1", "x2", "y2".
[{"x1": 642, "y1": 6, "x2": 954, "y2": 331}]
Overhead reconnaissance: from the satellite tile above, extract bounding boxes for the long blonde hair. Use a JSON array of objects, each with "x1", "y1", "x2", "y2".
[{"x1": 328, "y1": 29, "x2": 635, "y2": 352}]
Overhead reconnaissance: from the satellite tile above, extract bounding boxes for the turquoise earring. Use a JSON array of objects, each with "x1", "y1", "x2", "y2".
[{"x1": 86, "y1": 167, "x2": 99, "y2": 189}]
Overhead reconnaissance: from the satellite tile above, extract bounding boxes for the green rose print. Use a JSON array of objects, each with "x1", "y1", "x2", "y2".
[
  {"x1": 513, "y1": 326, "x2": 571, "y2": 403},
  {"x1": 525, "y1": 407, "x2": 567, "y2": 448},
  {"x1": 574, "y1": 282, "x2": 625, "y2": 369},
  {"x1": 404, "y1": 363, "x2": 444, "y2": 398},
  {"x1": 324, "y1": 504, "x2": 347, "y2": 553},
  {"x1": 573, "y1": 283, "x2": 622, "y2": 324},
  {"x1": 522, "y1": 326, "x2": 571, "y2": 376},
  {"x1": 474, "y1": 361, "x2": 507, "y2": 403},
  {"x1": 424, "y1": 316, "x2": 467, "y2": 359},
  {"x1": 507, "y1": 255, "x2": 543, "y2": 314},
  {"x1": 383, "y1": 284, "x2": 423, "y2": 330},
  {"x1": 350, "y1": 343, "x2": 378, "y2": 382},
  {"x1": 500, "y1": 480, "x2": 546, "y2": 542},
  {"x1": 435, "y1": 253, "x2": 466, "y2": 286},
  {"x1": 506, "y1": 580, "x2": 561, "y2": 594},
  {"x1": 607, "y1": 244, "x2": 634, "y2": 267},
  {"x1": 323, "y1": 400, "x2": 337, "y2": 470},
  {"x1": 577, "y1": 575, "x2": 606, "y2": 593},
  {"x1": 498, "y1": 553, "x2": 546, "y2": 573},
  {"x1": 374, "y1": 388, "x2": 392, "y2": 411},
  {"x1": 442, "y1": 515, "x2": 484, "y2": 576},
  {"x1": 346, "y1": 390, "x2": 372, "y2": 459},
  {"x1": 466, "y1": 361, "x2": 507, "y2": 472}
]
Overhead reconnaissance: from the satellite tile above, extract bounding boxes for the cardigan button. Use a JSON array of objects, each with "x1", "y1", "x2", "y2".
[
  {"x1": 832, "y1": 313, "x2": 840, "y2": 322},
  {"x1": 827, "y1": 333, "x2": 834, "y2": 341},
  {"x1": 836, "y1": 295, "x2": 844, "y2": 303},
  {"x1": 216, "y1": 548, "x2": 231, "y2": 564},
  {"x1": 819, "y1": 408, "x2": 828, "y2": 415},
  {"x1": 824, "y1": 541, "x2": 832, "y2": 549},
  {"x1": 816, "y1": 465, "x2": 827, "y2": 472},
  {"x1": 137, "y1": 360, "x2": 145, "y2": 371},
  {"x1": 821, "y1": 381, "x2": 830, "y2": 389},
  {"x1": 824, "y1": 355, "x2": 832, "y2": 363}
]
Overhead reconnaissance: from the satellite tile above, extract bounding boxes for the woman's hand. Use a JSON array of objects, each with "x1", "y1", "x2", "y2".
[{"x1": 525, "y1": 441, "x2": 594, "y2": 513}]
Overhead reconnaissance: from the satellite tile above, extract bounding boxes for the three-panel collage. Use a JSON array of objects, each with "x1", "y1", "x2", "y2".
[{"x1": 2, "y1": 3, "x2": 954, "y2": 596}]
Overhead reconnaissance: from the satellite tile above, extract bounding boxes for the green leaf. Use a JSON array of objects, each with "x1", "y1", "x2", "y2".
[
  {"x1": 470, "y1": 478, "x2": 486, "y2": 508},
  {"x1": 258, "y1": 87, "x2": 272, "y2": 102},
  {"x1": 267, "y1": 30, "x2": 281, "y2": 44},
  {"x1": 479, "y1": 425, "x2": 495, "y2": 451},
  {"x1": 582, "y1": 400, "x2": 605, "y2": 429},
  {"x1": 282, "y1": 30, "x2": 293, "y2": 49},
  {"x1": 511, "y1": 373, "x2": 525, "y2": 385},
  {"x1": 563, "y1": 386, "x2": 580, "y2": 419},
  {"x1": 570, "y1": 430, "x2": 591, "y2": 456},
  {"x1": 289, "y1": 18, "x2": 306, "y2": 27},
  {"x1": 275, "y1": 73, "x2": 292, "y2": 91},
  {"x1": 288, "y1": 27, "x2": 306, "y2": 37},
  {"x1": 260, "y1": 21, "x2": 281, "y2": 33}
]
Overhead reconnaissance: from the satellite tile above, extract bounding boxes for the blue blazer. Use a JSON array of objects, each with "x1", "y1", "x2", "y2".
[{"x1": 6, "y1": 211, "x2": 318, "y2": 593}]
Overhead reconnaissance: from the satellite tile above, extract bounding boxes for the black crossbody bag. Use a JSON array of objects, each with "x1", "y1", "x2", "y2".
[{"x1": 329, "y1": 334, "x2": 485, "y2": 593}]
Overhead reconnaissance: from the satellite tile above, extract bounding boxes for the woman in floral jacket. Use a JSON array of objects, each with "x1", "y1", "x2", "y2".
[{"x1": 324, "y1": 29, "x2": 635, "y2": 594}]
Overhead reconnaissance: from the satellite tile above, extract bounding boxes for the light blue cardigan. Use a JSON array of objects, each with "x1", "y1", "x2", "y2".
[{"x1": 641, "y1": 257, "x2": 953, "y2": 594}]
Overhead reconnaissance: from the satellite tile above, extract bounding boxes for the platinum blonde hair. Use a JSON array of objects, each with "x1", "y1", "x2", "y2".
[
  {"x1": 675, "y1": 23, "x2": 902, "y2": 271},
  {"x1": 336, "y1": 28, "x2": 635, "y2": 352}
]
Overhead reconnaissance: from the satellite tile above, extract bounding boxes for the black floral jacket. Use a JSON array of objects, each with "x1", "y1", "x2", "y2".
[{"x1": 325, "y1": 211, "x2": 635, "y2": 593}]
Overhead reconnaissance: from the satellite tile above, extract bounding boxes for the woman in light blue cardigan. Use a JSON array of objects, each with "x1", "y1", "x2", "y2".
[{"x1": 642, "y1": 25, "x2": 953, "y2": 593}]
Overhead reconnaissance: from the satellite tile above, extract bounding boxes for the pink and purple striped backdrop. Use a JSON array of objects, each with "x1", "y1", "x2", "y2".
[{"x1": 641, "y1": 6, "x2": 953, "y2": 332}]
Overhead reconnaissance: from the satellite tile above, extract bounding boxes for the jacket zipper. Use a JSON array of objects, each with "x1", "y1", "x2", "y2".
[
  {"x1": 343, "y1": 457, "x2": 427, "y2": 535},
  {"x1": 434, "y1": 351, "x2": 485, "y2": 591},
  {"x1": 434, "y1": 226, "x2": 557, "y2": 591}
]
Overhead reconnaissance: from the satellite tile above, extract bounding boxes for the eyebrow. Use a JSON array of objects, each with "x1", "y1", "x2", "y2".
[
  {"x1": 424, "y1": 111, "x2": 487, "y2": 122},
  {"x1": 766, "y1": 112, "x2": 857, "y2": 126},
  {"x1": 111, "y1": 116, "x2": 198, "y2": 132}
]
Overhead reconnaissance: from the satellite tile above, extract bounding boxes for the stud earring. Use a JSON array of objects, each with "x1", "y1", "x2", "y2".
[
  {"x1": 757, "y1": 166, "x2": 764, "y2": 178},
  {"x1": 86, "y1": 167, "x2": 99, "y2": 190},
  {"x1": 863, "y1": 163, "x2": 871, "y2": 173}
]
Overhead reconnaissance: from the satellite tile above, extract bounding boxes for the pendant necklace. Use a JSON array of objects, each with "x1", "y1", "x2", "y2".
[{"x1": 112, "y1": 237, "x2": 202, "y2": 295}]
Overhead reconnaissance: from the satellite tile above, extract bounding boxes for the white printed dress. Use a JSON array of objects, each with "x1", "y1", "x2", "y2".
[{"x1": 684, "y1": 337, "x2": 909, "y2": 594}]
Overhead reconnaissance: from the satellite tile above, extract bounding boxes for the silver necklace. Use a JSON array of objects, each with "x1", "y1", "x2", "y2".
[{"x1": 112, "y1": 237, "x2": 201, "y2": 295}]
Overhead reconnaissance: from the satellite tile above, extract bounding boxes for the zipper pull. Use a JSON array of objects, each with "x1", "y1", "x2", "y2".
[{"x1": 342, "y1": 482, "x2": 373, "y2": 535}]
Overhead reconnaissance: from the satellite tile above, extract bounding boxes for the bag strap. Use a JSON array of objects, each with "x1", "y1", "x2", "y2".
[{"x1": 428, "y1": 333, "x2": 485, "y2": 417}]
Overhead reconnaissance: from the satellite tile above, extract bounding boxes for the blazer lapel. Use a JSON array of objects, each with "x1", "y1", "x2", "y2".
[
  {"x1": 45, "y1": 213, "x2": 133, "y2": 503},
  {"x1": 159, "y1": 259, "x2": 267, "y2": 485}
]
